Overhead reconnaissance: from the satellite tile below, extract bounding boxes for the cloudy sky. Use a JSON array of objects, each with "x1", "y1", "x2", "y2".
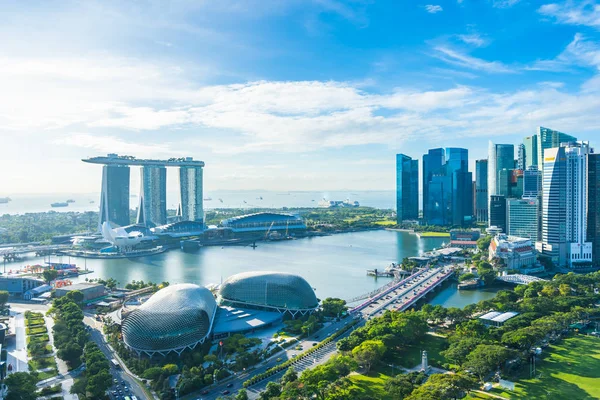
[{"x1": 1, "y1": 0, "x2": 599, "y2": 194}]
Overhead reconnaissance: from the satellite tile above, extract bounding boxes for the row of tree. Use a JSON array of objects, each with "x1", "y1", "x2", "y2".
[{"x1": 71, "y1": 342, "x2": 113, "y2": 399}]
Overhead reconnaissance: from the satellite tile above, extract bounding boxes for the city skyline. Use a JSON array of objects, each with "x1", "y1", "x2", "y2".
[{"x1": 1, "y1": 1, "x2": 600, "y2": 194}]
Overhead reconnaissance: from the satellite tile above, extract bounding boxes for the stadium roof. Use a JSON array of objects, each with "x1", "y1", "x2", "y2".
[
  {"x1": 219, "y1": 271, "x2": 318, "y2": 315},
  {"x1": 479, "y1": 310, "x2": 519, "y2": 323},
  {"x1": 221, "y1": 212, "x2": 302, "y2": 224},
  {"x1": 121, "y1": 284, "x2": 217, "y2": 356}
]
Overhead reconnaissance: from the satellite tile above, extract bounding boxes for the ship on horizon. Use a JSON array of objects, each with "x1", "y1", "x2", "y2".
[
  {"x1": 0, "y1": 197, "x2": 11, "y2": 204},
  {"x1": 51, "y1": 202, "x2": 69, "y2": 208}
]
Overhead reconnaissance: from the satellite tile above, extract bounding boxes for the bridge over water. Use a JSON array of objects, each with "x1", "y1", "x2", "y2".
[{"x1": 496, "y1": 274, "x2": 548, "y2": 285}]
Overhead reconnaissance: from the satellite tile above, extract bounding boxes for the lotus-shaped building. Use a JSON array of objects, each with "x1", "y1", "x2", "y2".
[
  {"x1": 219, "y1": 271, "x2": 318, "y2": 316},
  {"x1": 121, "y1": 283, "x2": 217, "y2": 356}
]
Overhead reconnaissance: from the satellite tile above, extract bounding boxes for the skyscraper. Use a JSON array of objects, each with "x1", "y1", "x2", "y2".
[
  {"x1": 137, "y1": 166, "x2": 167, "y2": 227},
  {"x1": 507, "y1": 198, "x2": 539, "y2": 241},
  {"x1": 396, "y1": 154, "x2": 419, "y2": 222},
  {"x1": 422, "y1": 148, "x2": 445, "y2": 222},
  {"x1": 538, "y1": 142, "x2": 593, "y2": 267},
  {"x1": 427, "y1": 174, "x2": 452, "y2": 226},
  {"x1": 565, "y1": 142, "x2": 593, "y2": 266},
  {"x1": 488, "y1": 142, "x2": 514, "y2": 224},
  {"x1": 587, "y1": 153, "x2": 600, "y2": 267},
  {"x1": 523, "y1": 135, "x2": 538, "y2": 169},
  {"x1": 445, "y1": 148, "x2": 472, "y2": 226},
  {"x1": 536, "y1": 126, "x2": 577, "y2": 168},
  {"x1": 179, "y1": 164, "x2": 204, "y2": 223},
  {"x1": 99, "y1": 165, "x2": 130, "y2": 228},
  {"x1": 517, "y1": 143, "x2": 525, "y2": 170},
  {"x1": 489, "y1": 195, "x2": 507, "y2": 233},
  {"x1": 523, "y1": 166, "x2": 542, "y2": 199},
  {"x1": 475, "y1": 159, "x2": 488, "y2": 223}
]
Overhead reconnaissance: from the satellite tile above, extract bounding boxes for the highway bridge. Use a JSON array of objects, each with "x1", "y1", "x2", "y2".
[
  {"x1": 350, "y1": 267, "x2": 455, "y2": 319},
  {"x1": 0, "y1": 245, "x2": 71, "y2": 260}
]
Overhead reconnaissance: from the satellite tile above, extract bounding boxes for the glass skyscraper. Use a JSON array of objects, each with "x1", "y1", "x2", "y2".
[
  {"x1": 99, "y1": 165, "x2": 130, "y2": 228},
  {"x1": 422, "y1": 148, "x2": 445, "y2": 222},
  {"x1": 179, "y1": 165, "x2": 204, "y2": 223},
  {"x1": 523, "y1": 166, "x2": 542, "y2": 198},
  {"x1": 507, "y1": 198, "x2": 539, "y2": 241},
  {"x1": 445, "y1": 148, "x2": 472, "y2": 226},
  {"x1": 396, "y1": 154, "x2": 419, "y2": 222},
  {"x1": 523, "y1": 135, "x2": 538, "y2": 169},
  {"x1": 488, "y1": 142, "x2": 514, "y2": 224},
  {"x1": 137, "y1": 166, "x2": 167, "y2": 227},
  {"x1": 536, "y1": 126, "x2": 577, "y2": 168},
  {"x1": 588, "y1": 154, "x2": 600, "y2": 267},
  {"x1": 475, "y1": 160, "x2": 488, "y2": 223},
  {"x1": 427, "y1": 174, "x2": 452, "y2": 226},
  {"x1": 489, "y1": 195, "x2": 507, "y2": 233}
]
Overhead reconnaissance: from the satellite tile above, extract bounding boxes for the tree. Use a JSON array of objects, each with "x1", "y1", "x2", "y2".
[
  {"x1": 351, "y1": 340, "x2": 386, "y2": 373},
  {"x1": 42, "y1": 269, "x2": 59, "y2": 284},
  {"x1": 86, "y1": 370, "x2": 113, "y2": 398},
  {"x1": 559, "y1": 283, "x2": 572, "y2": 296},
  {"x1": 0, "y1": 290, "x2": 9, "y2": 308},
  {"x1": 459, "y1": 273, "x2": 476, "y2": 282},
  {"x1": 477, "y1": 235, "x2": 492, "y2": 251},
  {"x1": 66, "y1": 289, "x2": 84, "y2": 304},
  {"x1": 259, "y1": 382, "x2": 281, "y2": 400},
  {"x1": 5, "y1": 372, "x2": 38, "y2": 400},
  {"x1": 57, "y1": 342, "x2": 83, "y2": 368},
  {"x1": 463, "y1": 344, "x2": 517, "y2": 382},
  {"x1": 441, "y1": 337, "x2": 484, "y2": 365},
  {"x1": 235, "y1": 389, "x2": 249, "y2": 400},
  {"x1": 321, "y1": 298, "x2": 347, "y2": 317},
  {"x1": 384, "y1": 374, "x2": 416, "y2": 399},
  {"x1": 406, "y1": 373, "x2": 476, "y2": 400},
  {"x1": 281, "y1": 366, "x2": 298, "y2": 384},
  {"x1": 501, "y1": 327, "x2": 544, "y2": 350}
]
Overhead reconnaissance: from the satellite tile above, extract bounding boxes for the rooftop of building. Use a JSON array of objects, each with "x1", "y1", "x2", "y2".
[
  {"x1": 56, "y1": 282, "x2": 104, "y2": 291},
  {"x1": 212, "y1": 305, "x2": 282, "y2": 335},
  {"x1": 479, "y1": 310, "x2": 519, "y2": 323},
  {"x1": 221, "y1": 212, "x2": 303, "y2": 225},
  {"x1": 83, "y1": 154, "x2": 205, "y2": 167}
]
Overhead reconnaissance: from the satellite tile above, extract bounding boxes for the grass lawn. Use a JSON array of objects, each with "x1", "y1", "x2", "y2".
[
  {"x1": 385, "y1": 333, "x2": 449, "y2": 370},
  {"x1": 496, "y1": 335, "x2": 600, "y2": 399},
  {"x1": 29, "y1": 357, "x2": 57, "y2": 370},
  {"x1": 418, "y1": 232, "x2": 450, "y2": 238},
  {"x1": 25, "y1": 318, "x2": 45, "y2": 327},
  {"x1": 374, "y1": 220, "x2": 397, "y2": 226},
  {"x1": 36, "y1": 368, "x2": 58, "y2": 381},
  {"x1": 26, "y1": 326, "x2": 48, "y2": 335},
  {"x1": 348, "y1": 372, "x2": 393, "y2": 400}
]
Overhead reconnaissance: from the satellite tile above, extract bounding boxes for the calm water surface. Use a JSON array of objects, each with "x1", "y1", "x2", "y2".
[{"x1": 16, "y1": 230, "x2": 499, "y2": 307}]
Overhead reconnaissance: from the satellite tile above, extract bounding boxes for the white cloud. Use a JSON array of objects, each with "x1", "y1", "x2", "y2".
[
  {"x1": 54, "y1": 133, "x2": 177, "y2": 157},
  {"x1": 457, "y1": 33, "x2": 487, "y2": 47},
  {"x1": 432, "y1": 46, "x2": 516, "y2": 73},
  {"x1": 526, "y1": 33, "x2": 600, "y2": 72},
  {"x1": 425, "y1": 5, "x2": 444, "y2": 13},
  {"x1": 538, "y1": 1, "x2": 600, "y2": 28}
]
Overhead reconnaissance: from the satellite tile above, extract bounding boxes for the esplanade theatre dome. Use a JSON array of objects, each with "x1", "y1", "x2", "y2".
[
  {"x1": 219, "y1": 271, "x2": 318, "y2": 314},
  {"x1": 121, "y1": 283, "x2": 217, "y2": 355}
]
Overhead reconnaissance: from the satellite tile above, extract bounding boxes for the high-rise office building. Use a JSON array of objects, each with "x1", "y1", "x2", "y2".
[
  {"x1": 445, "y1": 148, "x2": 472, "y2": 226},
  {"x1": 427, "y1": 174, "x2": 452, "y2": 226},
  {"x1": 475, "y1": 159, "x2": 488, "y2": 223},
  {"x1": 538, "y1": 142, "x2": 592, "y2": 267},
  {"x1": 489, "y1": 195, "x2": 507, "y2": 233},
  {"x1": 422, "y1": 148, "x2": 445, "y2": 222},
  {"x1": 536, "y1": 126, "x2": 577, "y2": 168},
  {"x1": 565, "y1": 142, "x2": 593, "y2": 266},
  {"x1": 523, "y1": 167, "x2": 542, "y2": 198},
  {"x1": 507, "y1": 198, "x2": 539, "y2": 241},
  {"x1": 179, "y1": 164, "x2": 204, "y2": 223},
  {"x1": 99, "y1": 165, "x2": 130, "y2": 228},
  {"x1": 137, "y1": 166, "x2": 167, "y2": 227},
  {"x1": 517, "y1": 143, "x2": 525, "y2": 170},
  {"x1": 396, "y1": 154, "x2": 419, "y2": 222},
  {"x1": 488, "y1": 142, "x2": 514, "y2": 223},
  {"x1": 587, "y1": 153, "x2": 600, "y2": 267},
  {"x1": 523, "y1": 135, "x2": 538, "y2": 169}
]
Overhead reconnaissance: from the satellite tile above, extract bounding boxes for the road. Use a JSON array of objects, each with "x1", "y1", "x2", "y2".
[
  {"x1": 361, "y1": 267, "x2": 451, "y2": 318},
  {"x1": 182, "y1": 318, "x2": 359, "y2": 400},
  {"x1": 83, "y1": 314, "x2": 151, "y2": 400}
]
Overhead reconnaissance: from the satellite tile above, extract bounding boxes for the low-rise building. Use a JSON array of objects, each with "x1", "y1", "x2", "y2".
[
  {"x1": 450, "y1": 229, "x2": 481, "y2": 249},
  {"x1": 489, "y1": 234, "x2": 537, "y2": 270},
  {"x1": 479, "y1": 310, "x2": 519, "y2": 327},
  {"x1": 55, "y1": 282, "x2": 106, "y2": 302},
  {"x1": 0, "y1": 276, "x2": 44, "y2": 297}
]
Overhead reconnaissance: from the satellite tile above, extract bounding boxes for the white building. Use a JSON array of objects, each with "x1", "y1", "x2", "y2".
[
  {"x1": 490, "y1": 234, "x2": 537, "y2": 270},
  {"x1": 536, "y1": 141, "x2": 593, "y2": 268}
]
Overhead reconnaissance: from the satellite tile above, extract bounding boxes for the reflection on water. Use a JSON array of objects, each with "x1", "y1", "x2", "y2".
[{"x1": 428, "y1": 282, "x2": 502, "y2": 309}]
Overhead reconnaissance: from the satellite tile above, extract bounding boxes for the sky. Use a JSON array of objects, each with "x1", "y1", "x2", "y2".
[{"x1": 1, "y1": 0, "x2": 599, "y2": 194}]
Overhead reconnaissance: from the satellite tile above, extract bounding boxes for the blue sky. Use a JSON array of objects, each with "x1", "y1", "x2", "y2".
[{"x1": 1, "y1": 0, "x2": 599, "y2": 194}]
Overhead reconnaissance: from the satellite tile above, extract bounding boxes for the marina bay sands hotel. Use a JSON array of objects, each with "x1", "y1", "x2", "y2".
[{"x1": 83, "y1": 154, "x2": 205, "y2": 229}]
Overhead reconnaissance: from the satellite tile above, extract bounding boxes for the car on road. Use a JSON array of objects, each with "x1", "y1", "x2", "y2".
[
  {"x1": 226, "y1": 383, "x2": 233, "y2": 388},
  {"x1": 200, "y1": 390, "x2": 209, "y2": 395},
  {"x1": 222, "y1": 390, "x2": 230, "y2": 395}
]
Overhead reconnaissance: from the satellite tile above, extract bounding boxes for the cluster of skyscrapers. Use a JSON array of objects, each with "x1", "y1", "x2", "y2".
[
  {"x1": 83, "y1": 154, "x2": 205, "y2": 229},
  {"x1": 396, "y1": 126, "x2": 599, "y2": 268}
]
